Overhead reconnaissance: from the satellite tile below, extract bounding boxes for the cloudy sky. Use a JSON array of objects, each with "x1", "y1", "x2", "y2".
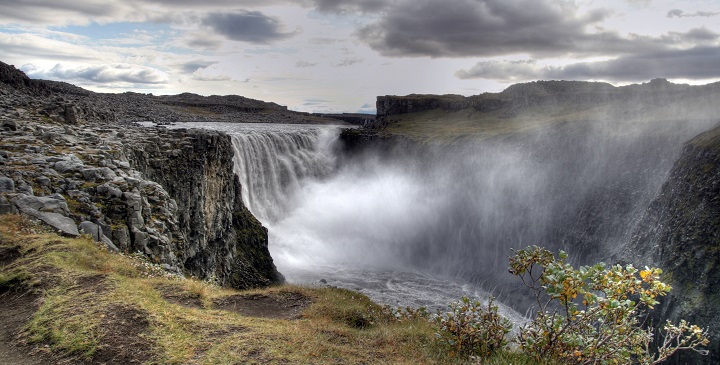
[{"x1": 1, "y1": 0, "x2": 719, "y2": 113}]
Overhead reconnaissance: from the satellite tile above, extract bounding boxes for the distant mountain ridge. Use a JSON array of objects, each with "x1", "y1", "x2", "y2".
[{"x1": 0, "y1": 61, "x2": 349, "y2": 125}]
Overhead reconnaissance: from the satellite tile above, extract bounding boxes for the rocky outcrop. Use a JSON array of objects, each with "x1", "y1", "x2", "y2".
[
  {"x1": 126, "y1": 127, "x2": 283, "y2": 287},
  {"x1": 627, "y1": 126, "x2": 720, "y2": 364},
  {"x1": 0, "y1": 61, "x2": 282, "y2": 289}
]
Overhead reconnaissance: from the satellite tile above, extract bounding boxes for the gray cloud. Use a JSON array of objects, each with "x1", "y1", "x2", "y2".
[
  {"x1": 295, "y1": 61, "x2": 318, "y2": 67},
  {"x1": 455, "y1": 60, "x2": 546, "y2": 82},
  {"x1": 309, "y1": 37, "x2": 344, "y2": 45},
  {"x1": 308, "y1": 0, "x2": 390, "y2": 14},
  {"x1": 456, "y1": 47, "x2": 720, "y2": 82},
  {"x1": 675, "y1": 27, "x2": 720, "y2": 41},
  {"x1": 0, "y1": 1, "x2": 125, "y2": 24},
  {"x1": 667, "y1": 9, "x2": 720, "y2": 18},
  {"x1": 202, "y1": 11, "x2": 296, "y2": 44},
  {"x1": 0, "y1": 0, "x2": 296, "y2": 25},
  {"x1": 184, "y1": 34, "x2": 224, "y2": 50},
  {"x1": 28, "y1": 63, "x2": 168, "y2": 84},
  {"x1": 179, "y1": 60, "x2": 217, "y2": 74},
  {"x1": 357, "y1": 0, "x2": 688, "y2": 58}
]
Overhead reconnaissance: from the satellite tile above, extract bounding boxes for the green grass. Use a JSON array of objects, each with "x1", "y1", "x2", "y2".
[{"x1": 0, "y1": 214, "x2": 547, "y2": 364}]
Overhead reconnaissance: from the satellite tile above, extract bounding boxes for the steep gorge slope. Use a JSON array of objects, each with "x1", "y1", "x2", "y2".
[
  {"x1": 0, "y1": 61, "x2": 281, "y2": 288},
  {"x1": 627, "y1": 126, "x2": 720, "y2": 363}
]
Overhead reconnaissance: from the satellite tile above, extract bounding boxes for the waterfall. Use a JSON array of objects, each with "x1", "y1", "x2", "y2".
[
  {"x1": 170, "y1": 118, "x2": 716, "y2": 314},
  {"x1": 229, "y1": 125, "x2": 339, "y2": 222}
]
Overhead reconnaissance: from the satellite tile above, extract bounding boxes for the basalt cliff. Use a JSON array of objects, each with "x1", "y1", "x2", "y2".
[{"x1": 0, "y1": 61, "x2": 282, "y2": 288}]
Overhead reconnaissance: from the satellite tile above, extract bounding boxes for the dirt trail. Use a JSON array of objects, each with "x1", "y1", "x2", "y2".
[{"x1": 0, "y1": 292, "x2": 47, "y2": 365}]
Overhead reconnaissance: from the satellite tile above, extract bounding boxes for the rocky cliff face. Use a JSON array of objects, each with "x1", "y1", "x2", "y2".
[
  {"x1": 0, "y1": 61, "x2": 282, "y2": 289},
  {"x1": 374, "y1": 93, "x2": 505, "y2": 128},
  {"x1": 126, "y1": 127, "x2": 282, "y2": 287},
  {"x1": 627, "y1": 126, "x2": 720, "y2": 364}
]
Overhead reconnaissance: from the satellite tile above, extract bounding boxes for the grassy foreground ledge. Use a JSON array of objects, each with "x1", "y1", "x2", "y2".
[{"x1": 0, "y1": 214, "x2": 542, "y2": 365}]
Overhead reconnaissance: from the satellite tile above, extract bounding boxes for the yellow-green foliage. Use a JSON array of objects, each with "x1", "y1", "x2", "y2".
[
  {"x1": 509, "y1": 246, "x2": 710, "y2": 365},
  {"x1": 434, "y1": 296, "x2": 511, "y2": 358}
]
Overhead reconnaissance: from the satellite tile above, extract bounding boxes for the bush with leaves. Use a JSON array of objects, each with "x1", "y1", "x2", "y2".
[
  {"x1": 508, "y1": 245, "x2": 709, "y2": 365},
  {"x1": 433, "y1": 296, "x2": 512, "y2": 358},
  {"x1": 386, "y1": 305, "x2": 430, "y2": 322}
]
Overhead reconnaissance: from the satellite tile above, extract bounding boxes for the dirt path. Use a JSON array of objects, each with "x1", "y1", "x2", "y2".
[{"x1": 0, "y1": 291, "x2": 47, "y2": 365}]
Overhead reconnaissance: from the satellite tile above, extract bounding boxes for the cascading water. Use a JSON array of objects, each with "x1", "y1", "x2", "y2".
[
  {"x1": 229, "y1": 124, "x2": 337, "y2": 222},
  {"x1": 171, "y1": 116, "x2": 717, "y2": 318}
]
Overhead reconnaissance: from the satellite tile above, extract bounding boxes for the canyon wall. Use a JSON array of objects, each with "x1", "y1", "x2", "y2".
[
  {"x1": 628, "y1": 126, "x2": 720, "y2": 363},
  {"x1": 0, "y1": 61, "x2": 282, "y2": 289}
]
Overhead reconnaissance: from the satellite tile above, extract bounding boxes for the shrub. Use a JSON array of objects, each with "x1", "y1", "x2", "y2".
[
  {"x1": 433, "y1": 296, "x2": 512, "y2": 358},
  {"x1": 508, "y1": 245, "x2": 709, "y2": 365},
  {"x1": 386, "y1": 305, "x2": 430, "y2": 322}
]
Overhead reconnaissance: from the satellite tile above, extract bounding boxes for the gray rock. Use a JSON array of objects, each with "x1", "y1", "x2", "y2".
[
  {"x1": 54, "y1": 160, "x2": 84, "y2": 173},
  {"x1": 79, "y1": 221, "x2": 104, "y2": 241},
  {"x1": 65, "y1": 104, "x2": 79, "y2": 124},
  {"x1": 81, "y1": 168, "x2": 100, "y2": 181},
  {"x1": 79, "y1": 221, "x2": 119, "y2": 252},
  {"x1": 97, "y1": 167, "x2": 117, "y2": 181},
  {"x1": 15, "y1": 180, "x2": 32, "y2": 195},
  {"x1": 0, "y1": 195, "x2": 18, "y2": 214},
  {"x1": 101, "y1": 235, "x2": 120, "y2": 252},
  {"x1": 38, "y1": 212, "x2": 79, "y2": 236},
  {"x1": 96, "y1": 183, "x2": 123, "y2": 198},
  {"x1": 112, "y1": 225, "x2": 131, "y2": 251},
  {"x1": 0, "y1": 176, "x2": 14, "y2": 193},
  {"x1": 36, "y1": 175, "x2": 51, "y2": 186},
  {"x1": 15, "y1": 194, "x2": 69, "y2": 215},
  {"x1": 15, "y1": 198, "x2": 78, "y2": 236}
]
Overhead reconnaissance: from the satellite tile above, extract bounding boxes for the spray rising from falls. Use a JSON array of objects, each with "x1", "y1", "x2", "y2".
[{"x1": 175, "y1": 117, "x2": 717, "y2": 311}]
